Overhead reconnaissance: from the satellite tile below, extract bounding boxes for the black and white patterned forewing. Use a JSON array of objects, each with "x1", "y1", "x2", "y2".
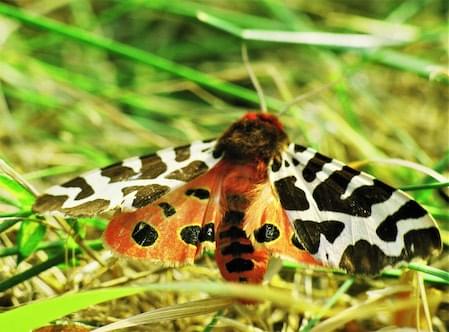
[
  {"x1": 33, "y1": 140, "x2": 221, "y2": 217},
  {"x1": 269, "y1": 143, "x2": 442, "y2": 274}
]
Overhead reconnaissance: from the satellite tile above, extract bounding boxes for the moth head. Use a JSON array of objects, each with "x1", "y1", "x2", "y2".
[
  {"x1": 242, "y1": 112, "x2": 284, "y2": 132},
  {"x1": 215, "y1": 112, "x2": 288, "y2": 162}
]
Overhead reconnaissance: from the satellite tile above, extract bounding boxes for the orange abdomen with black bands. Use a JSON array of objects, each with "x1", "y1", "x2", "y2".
[{"x1": 215, "y1": 163, "x2": 269, "y2": 283}]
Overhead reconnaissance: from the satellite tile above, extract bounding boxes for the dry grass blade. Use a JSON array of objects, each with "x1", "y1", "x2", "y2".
[
  {"x1": 91, "y1": 297, "x2": 234, "y2": 332},
  {"x1": 310, "y1": 281, "x2": 441, "y2": 332}
]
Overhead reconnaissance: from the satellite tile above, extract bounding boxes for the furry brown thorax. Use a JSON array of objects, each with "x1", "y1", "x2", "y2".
[{"x1": 214, "y1": 112, "x2": 289, "y2": 163}]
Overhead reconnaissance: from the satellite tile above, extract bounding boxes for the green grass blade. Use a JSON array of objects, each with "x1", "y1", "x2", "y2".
[
  {"x1": 0, "y1": 287, "x2": 148, "y2": 332},
  {"x1": 0, "y1": 174, "x2": 35, "y2": 208},
  {"x1": 300, "y1": 277, "x2": 355, "y2": 332},
  {"x1": 407, "y1": 262, "x2": 449, "y2": 282},
  {"x1": 400, "y1": 181, "x2": 449, "y2": 191},
  {"x1": 0, "y1": 240, "x2": 103, "y2": 292},
  {"x1": 0, "y1": 3, "x2": 283, "y2": 111},
  {"x1": 16, "y1": 219, "x2": 47, "y2": 263},
  {"x1": 0, "y1": 282, "x2": 324, "y2": 332}
]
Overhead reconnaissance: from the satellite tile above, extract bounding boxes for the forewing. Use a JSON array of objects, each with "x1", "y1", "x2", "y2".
[
  {"x1": 33, "y1": 140, "x2": 221, "y2": 217},
  {"x1": 269, "y1": 143, "x2": 442, "y2": 274},
  {"x1": 103, "y1": 162, "x2": 224, "y2": 265}
]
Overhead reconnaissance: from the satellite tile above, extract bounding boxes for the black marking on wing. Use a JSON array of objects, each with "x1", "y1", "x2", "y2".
[
  {"x1": 165, "y1": 160, "x2": 209, "y2": 182},
  {"x1": 271, "y1": 158, "x2": 282, "y2": 172},
  {"x1": 291, "y1": 235, "x2": 305, "y2": 250},
  {"x1": 139, "y1": 154, "x2": 168, "y2": 179},
  {"x1": 339, "y1": 240, "x2": 393, "y2": 274},
  {"x1": 284, "y1": 160, "x2": 290, "y2": 167},
  {"x1": 292, "y1": 158, "x2": 300, "y2": 166},
  {"x1": 225, "y1": 258, "x2": 254, "y2": 273},
  {"x1": 212, "y1": 148, "x2": 223, "y2": 159},
  {"x1": 185, "y1": 188, "x2": 210, "y2": 200},
  {"x1": 61, "y1": 177, "x2": 94, "y2": 200},
  {"x1": 132, "y1": 222, "x2": 158, "y2": 247},
  {"x1": 293, "y1": 219, "x2": 345, "y2": 254},
  {"x1": 254, "y1": 224, "x2": 280, "y2": 243},
  {"x1": 294, "y1": 144, "x2": 307, "y2": 153},
  {"x1": 339, "y1": 227, "x2": 442, "y2": 274},
  {"x1": 33, "y1": 194, "x2": 68, "y2": 213},
  {"x1": 302, "y1": 152, "x2": 332, "y2": 182},
  {"x1": 219, "y1": 226, "x2": 246, "y2": 239},
  {"x1": 101, "y1": 163, "x2": 137, "y2": 183},
  {"x1": 122, "y1": 184, "x2": 170, "y2": 208},
  {"x1": 274, "y1": 176, "x2": 309, "y2": 210},
  {"x1": 403, "y1": 227, "x2": 442, "y2": 258},
  {"x1": 313, "y1": 167, "x2": 394, "y2": 216},
  {"x1": 376, "y1": 201, "x2": 427, "y2": 241},
  {"x1": 199, "y1": 223, "x2": 215, "y2": 242},
  {"x1": 158, "y1": 202, "x2": 176, "y2": 217},
  {"x1": 221, "y1": 242, "x2": 254, "y2": 256},
  {"x1": 174, "y1": 144, "x2": 190, "y2": 162},
  {"x1": 180, "y1": 225, "x2": 201, "y2": 245}
]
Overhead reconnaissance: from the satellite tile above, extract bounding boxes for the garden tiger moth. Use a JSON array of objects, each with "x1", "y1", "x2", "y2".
[{"x1": 33, "y1": 112, "x2": 442, "y2": 283}]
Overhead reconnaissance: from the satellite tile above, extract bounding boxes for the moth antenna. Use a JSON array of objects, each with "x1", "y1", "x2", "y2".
[
  {"x1": 279, "y1": 80, "x2": 338, "y2": 116},
  {"x1": 241, "y1": 43, "x2": 267, "y2": 113}
]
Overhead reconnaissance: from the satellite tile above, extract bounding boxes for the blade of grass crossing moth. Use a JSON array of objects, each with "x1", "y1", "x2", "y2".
[{"x1": 407, "y1": 263, "x2": 449, "y2": 283}]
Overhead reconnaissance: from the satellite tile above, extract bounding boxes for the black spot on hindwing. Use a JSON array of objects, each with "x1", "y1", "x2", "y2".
[
  {"x1": 158, "y1": 202, "x2": 176, "y2": 217},
  {"x1": 132, "y1": 222, "x2": 158, "y2": 247},
  {"x1": 199, "y1": 223, "x2": 215, "y2": 242},
  {"x1": 293, "y1": 219, "x2": 345, "y2": 254},
  {"x1": 274, "y1": 176, "x2": 309, "y2": 210},
  {"x1": 180, "y1": 225, "x2": 201, "y2": 245},
  {"x1": 185, "y1": 188, "x2": 210, "y2": 199},
  {"x1": 254, "y1": 224, "x2": 280, "y2": 243},
  {"x1": 376, "y1": 200, "x2": 427, "y2": 241}
]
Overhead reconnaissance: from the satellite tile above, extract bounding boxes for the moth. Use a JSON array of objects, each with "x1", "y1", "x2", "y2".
[{"x1": 33, "y1": 112, "x2": 442, "y2": 283}]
